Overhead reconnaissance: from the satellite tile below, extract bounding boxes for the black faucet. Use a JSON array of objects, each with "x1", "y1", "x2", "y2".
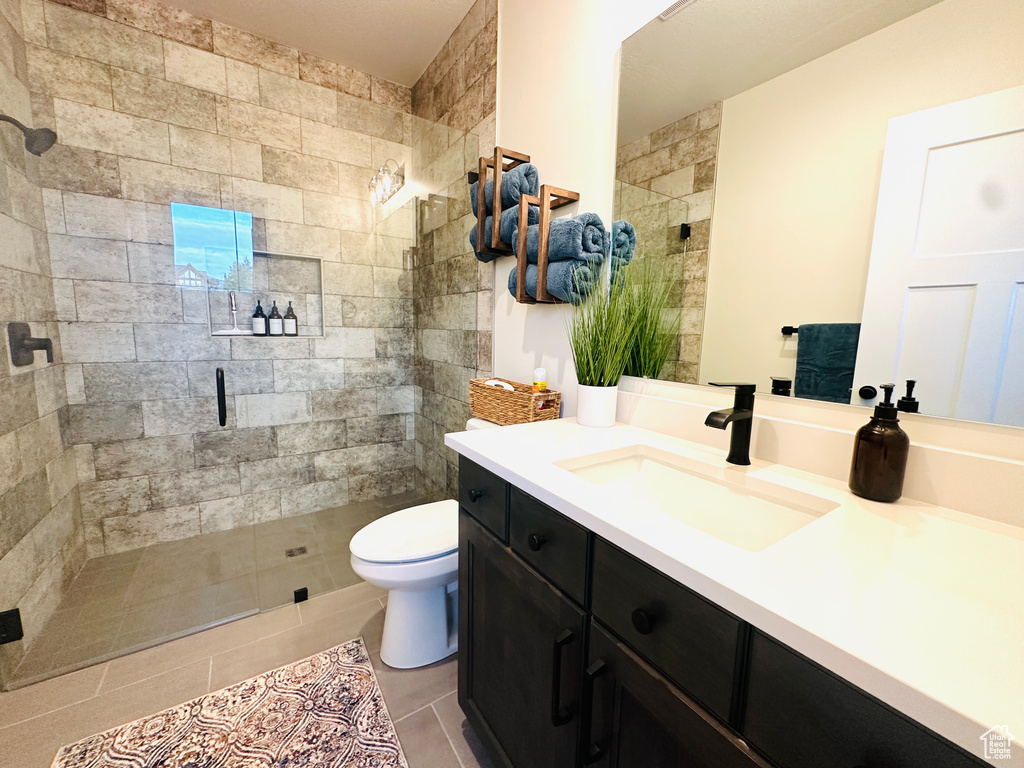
[{"x1": 705, "y1": 383, "x2": 756, "y2": 466}]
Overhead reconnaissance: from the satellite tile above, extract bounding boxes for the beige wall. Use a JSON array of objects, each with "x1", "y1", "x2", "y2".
[
  {"x1": 411, "y1": 0, "x2": 496, "y2": 497},
  {"x1": 0, "y1": 0, "x2": 86, "y2": 686},
  {"x1": 701, "y1": 0, "x2": 1024, "y2": 388}
]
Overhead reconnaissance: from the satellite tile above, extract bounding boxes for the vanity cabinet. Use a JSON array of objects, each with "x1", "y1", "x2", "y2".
[{"x1": 457, "y1": 457, "x2": 986, "y2": 768}]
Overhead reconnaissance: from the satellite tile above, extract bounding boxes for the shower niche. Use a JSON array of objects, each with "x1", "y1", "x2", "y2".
[{"x1": 169, "y1": 202, "x2": 325, "y2": 337}]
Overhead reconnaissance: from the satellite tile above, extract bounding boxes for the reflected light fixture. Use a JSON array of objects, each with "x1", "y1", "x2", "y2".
[{"x1": 369, "y1": 159, "x2": 405, "y2": 206}]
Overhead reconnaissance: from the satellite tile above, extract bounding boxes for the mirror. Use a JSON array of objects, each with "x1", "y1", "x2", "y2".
[{"x1": 615, "y1": 0, "x2": 1024, "y2": 427}]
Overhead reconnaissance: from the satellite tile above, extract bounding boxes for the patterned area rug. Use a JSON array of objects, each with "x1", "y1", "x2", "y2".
[{"x1": 51, "y1": 638, "x2": 408, "y2": 768}]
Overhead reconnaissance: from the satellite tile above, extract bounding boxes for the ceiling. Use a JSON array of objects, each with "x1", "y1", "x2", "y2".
[
  {"x1": 164, "y1": 0, "x2": 476, "y2": 86},
  {"x1": 618, "y1": 0, "x2": 945, "y2": 145}
]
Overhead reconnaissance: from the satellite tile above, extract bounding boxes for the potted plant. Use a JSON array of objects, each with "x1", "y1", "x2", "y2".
[{"x1": 567, "y1": 268, "x2": 637, "y2": 427}]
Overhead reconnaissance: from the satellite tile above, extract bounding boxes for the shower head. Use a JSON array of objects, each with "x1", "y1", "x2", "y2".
[{"x1": 0, "y1": 113, "x2": 57, "y2": 156}]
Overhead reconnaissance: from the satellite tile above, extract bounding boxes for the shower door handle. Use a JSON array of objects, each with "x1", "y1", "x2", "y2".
[{"x1": 216, "y1": 367, "x2": 227, "y2": 426}]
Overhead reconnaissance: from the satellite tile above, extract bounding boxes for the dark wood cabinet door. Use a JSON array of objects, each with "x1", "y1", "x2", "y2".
[
  {"x1": 459, "y1": 457, "x2": 508, "y2": 540},
  {"x1": 459, "y1": 510, "x2": 587, "y2": 768},
  {"x1": 509, "y1": 486, "x2": 590, "y2": 605},
  {"x1": 743, "y1": 630, "x2": 987, "y2": 768},
  {"x1": 581, "y1": 621, "x2": 768, "y2": 768}
]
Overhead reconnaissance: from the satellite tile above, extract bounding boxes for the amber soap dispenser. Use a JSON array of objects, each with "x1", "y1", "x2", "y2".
[{"x1": 849, "y1": 383, "x2": 910, "y2": 502}]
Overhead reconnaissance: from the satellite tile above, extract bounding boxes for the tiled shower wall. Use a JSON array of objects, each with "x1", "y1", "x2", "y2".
[
  {"x1": 23, "y1": 0, "x2": 423, "y2": 557},
  {"x1": 615, "y1": 102, "x2": 720, "y2": 383},
  {"x1": 411, "y1": 0, "x2": 497, "y2": 496},
  {"x1": 0, "y1": 0, "x2": 86, "y2": 683}
]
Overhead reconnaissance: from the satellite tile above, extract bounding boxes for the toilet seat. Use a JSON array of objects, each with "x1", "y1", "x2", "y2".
[{"x1": 349, "y1": 499, "x2": 458, "y2": 564}]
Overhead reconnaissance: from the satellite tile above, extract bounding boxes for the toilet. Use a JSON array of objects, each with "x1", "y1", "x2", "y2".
[{"x1": 350, "y1": 417, "x2": 498, "y2": 668}]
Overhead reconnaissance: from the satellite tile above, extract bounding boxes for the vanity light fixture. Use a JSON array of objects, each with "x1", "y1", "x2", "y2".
[{"x1": 369, "y1": 159, "x2": 405, "y2": 206}]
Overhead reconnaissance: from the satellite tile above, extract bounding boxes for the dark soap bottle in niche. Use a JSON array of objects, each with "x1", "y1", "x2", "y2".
[
  {"x1": 268, "y1": 301, "x2": 284, "y2": 336},
  {"x1": 283, "y1": 301, "x2": 298, "y2": 337},
  {"x1": 849, "y1": 383, "x2": 910, "y2": 503},
  {"x1": 252, "y1": 300, "x2": 268, "y2": 336}
]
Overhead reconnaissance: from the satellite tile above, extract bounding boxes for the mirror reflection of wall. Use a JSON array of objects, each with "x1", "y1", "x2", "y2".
[{"x1": 617, "y1": 0, "x2": 1024, "y2": 428}]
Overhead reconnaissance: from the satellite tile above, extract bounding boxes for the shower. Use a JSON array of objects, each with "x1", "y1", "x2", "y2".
[{"x1": 0, "y1": 112, "x2": 57, "y2": 156}]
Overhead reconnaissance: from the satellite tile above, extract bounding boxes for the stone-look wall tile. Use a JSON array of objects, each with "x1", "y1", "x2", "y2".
[
  {"x1": 312, "y1": 328, "x2": 376, "y2": 359},
  {"x1": 378, "y1": 385, "x2": 414, "y2": 415},
  {"x1": 198, "y1": 495, "x2": 251, "y2": 533},
  {"x1": 73, "y1": 442, "x2": 96, "y2": 482},
  {"x1": 337, "y1": 92, "x2": 404, "y2": 143},
  {"x1": 21, "y1": 0, "x2": 48, "y2": 46},
  {"x1": 229, "y1": 336, "x2": 310, "y2": 361},
  {"x1": 186, "y1": 359, "x2": 274, "y2": 397},
  {"x1": 16, "y1": 412, "x2": 64, "y2": 478},
  {"x1": 228, "y1": 138, "x2": 262, "y2": 180},
  {"x1": 194, "y1": 427, "x2": 276, "y2": 467},
  {"x1": 79, "y1": 476, "x2": 151, "y2": 523},
  {"x1": 44, "y1": 2, "x2": 164, "y2": 76},
  {"x1": 42, "y1": 187, "x2": 66, "y2": 233},
  {"x1": 142, "y1": 396, "x2": 234, "y2": 436},
  {"x1": 26, "y1": 44, "x2": 112, "y2": 109},
  {"x1": 370, "y1": 77, "x2": 411, "y2": 113},
  {"x1": 0, "y1": 470, "x2": 49, "y2": 562},
  {"x1": 61, "y1": 192, "x2": 172, "y2": 243},
  {"x1": 54, "y1": 99, "x2": 170, "y2": 164},
  {"x1": 323, "y1": 262, "x2": 373, "y2": 297},
  {"x1": 272, "y1": 358, "x2": 345, "y2": 393},
  {"x1": 223, "y1": 177, "x2": 303, "y2": 223},
  {"x1": 92, "y1": 433, "x2": 194, "y2": 480},
  {"x1": 259, "y1": 68, "x2": 337, "y2": 125},
  {"x1": 347, "y1": 414, "x2": 406, "y2": 446},
  {"x1": 264, "y1": 220, "x2": 340, "y2": 260},
  {"x1": 60, "y1": 322, "x2": 136, "y2": 365},
  {"x1": 280, "y1": 479, "x2": 347, "y2": 518},
  {"x1": 33, "y1": 144, "x2": 121, "y2": 197},
  {"x1": 238, "y1": 453, "x2": 313, "y2": 494},
  {"x1": 211, "y1": 20, "x2": 298, "y2": 78},
  {"x1": 81, "y1": 361, "x2": 188, "y2": 403},
  {"x1": 132, "y1": 323, "x2": 230, "y2": 361},
  {"x1": 298, "y1": 52, "x2": 370, "y2": 100},
  {"x1": 118, "y1": 156, "x2": 222, "y2": 207},
  {"x1": 46, "y1": 446, "x2": 78, "y2": 506},
  {"x1": 261, "y1": 146, "x2": 338, "y2": 195},
  {"x1": 35, "y1": 363, "x2": 68, "y2": 416},
  {"x1": 0, "y1": 210, "x2": 46, "y2": 275},
  {"x1": 310, "y1": 388, "x2": 376, "y2": 422},
  {"x1": 106, "y1": 0, "x2": 213, "y2": 52},
  {"x1": 127, "y1": 242, "x2": 176, "y2": 284},
  {"x1": 112, "y1": 68, "x2": 218, "y2": 133},
  {"x1": 234, "y1": 391, "x2": 310, "y2": 429},
  {"x1": 168, "y1": 125, "x2": 232, "y2": 175},
  {"x1": 275, "y1": 420, "x2": 347, "y2": 456},
  {"x1": 149, "y1": 464, "x2": 239, "y2": 509},
  {"x1": 48, "y1": 234, "x2": 128, "y2": 281},
  {"x1": 64, "y1": 363, "x2": 87, "y2": 404},
  {"x1": 102, "y1": 504, "x2": 200, "y2": 554},
  {"x1": 73, "y1": 281, "x2": 182, "y2": 323},
  {"x1": 68, "y1": 402, "x2": 144, "y2": 444},
  {"x1": 225, "y1": 58, "x2": 259, "y2": 104},
  {"x1": 300, "y1": 120, "x2": 371, "y2": 167},
  {"x1": 349, "y1": 468, "x2": 412, "y2": 502},
  {"x1": 216, "y1": 99, "x2": 301, "y2": 152}
]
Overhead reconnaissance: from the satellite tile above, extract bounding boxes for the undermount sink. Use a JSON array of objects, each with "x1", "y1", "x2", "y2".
[{"x1": 555, "y1": 445, "x2": 839, "y2": 551}]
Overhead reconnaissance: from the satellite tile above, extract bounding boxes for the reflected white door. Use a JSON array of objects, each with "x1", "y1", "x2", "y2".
[{"x1": 853, "y1": 85, "x2": 1024, "y2": 425}]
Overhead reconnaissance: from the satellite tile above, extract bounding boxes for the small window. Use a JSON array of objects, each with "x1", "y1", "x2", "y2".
[{"x1": 171, "y1": 203, "x2": 254, "y2": 290}]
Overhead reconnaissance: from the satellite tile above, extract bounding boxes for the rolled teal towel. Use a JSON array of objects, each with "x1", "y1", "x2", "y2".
[
  {"x1": 469, "y1": 204, "x2": 539, "y2": 262},
  {"x1": 507, "y1": 260, "x2": 598, "y2": 305},
  {"x1": 512, "y1": 212, "x2": 608, "y2": 265},
  {"x1": 610, "y1": 220, "x2": 636, "y2": 282},
  {"x1": 470, "y1": 163, "x2": 539, "y2": 216}
]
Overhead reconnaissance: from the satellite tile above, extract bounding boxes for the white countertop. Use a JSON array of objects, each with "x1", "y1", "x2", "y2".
[{"x1": 446, "y1": 418, "x2": 1024, "y2": 765}]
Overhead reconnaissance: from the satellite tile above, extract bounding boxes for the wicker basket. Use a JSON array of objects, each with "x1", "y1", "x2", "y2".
[{"x1": 469, "y1": 377, "x2": 561, "y2": 426}]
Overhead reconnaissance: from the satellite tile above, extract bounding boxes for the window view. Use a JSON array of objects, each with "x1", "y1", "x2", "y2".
[{"x1": 170, "y1": 203, "x2": 255, "y2": 291}]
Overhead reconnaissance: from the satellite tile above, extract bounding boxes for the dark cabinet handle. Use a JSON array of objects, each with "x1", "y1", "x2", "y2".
[
  {"x1": 858, "y1": 385, "x2": 878, "y2": 399},
  {"x1": 631, "y1": 608, "x2": 655, "y2": 635},
  {"x1": 528, "y1": 533, "x2": 546, "y2": 551},
  {"x1": 580, "y1": 659, "x2": 608, "y2": 764},
  {"x1": 467, "y1": 488, "x2": 483, "y2": 502},
  {"x1": 216, "y1": 367, "x2": 227, "y2": 427},
  {"x1": 550, "y1": 629, "x2": 574, "y2": 727}
]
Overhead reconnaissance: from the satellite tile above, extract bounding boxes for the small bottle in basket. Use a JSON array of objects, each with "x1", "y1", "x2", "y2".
[{"x1": 533, "y1": 368, "x2": 547, "y2": 393}]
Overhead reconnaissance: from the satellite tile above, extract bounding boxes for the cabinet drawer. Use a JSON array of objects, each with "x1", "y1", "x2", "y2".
[
  {"x1": 743, "y1": 630, "x2": 986, "y2": 768},
  {"x1": 509, "y1": 486, "x2": 589, "y2": 605},
  {"x1": 458, "y1": 457, "x2": 507, "y2": 540},
  {"x1": 591, "y1": 538, "x2": 740, "y2": 724}
]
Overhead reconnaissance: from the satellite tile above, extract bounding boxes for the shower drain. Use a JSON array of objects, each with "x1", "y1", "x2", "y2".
[{"x1": 285, "y1": 546, "x2": 307, "y2": 557}]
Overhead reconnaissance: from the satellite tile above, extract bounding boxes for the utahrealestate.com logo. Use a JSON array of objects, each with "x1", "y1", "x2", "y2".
[{"x1": 980, "y1": 726, "x2": 1015, "y2": 761}]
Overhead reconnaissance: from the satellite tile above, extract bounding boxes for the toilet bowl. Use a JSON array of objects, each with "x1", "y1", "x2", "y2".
[{"x1": 350, "y1": 499, "x2": 460, "y2": 669}]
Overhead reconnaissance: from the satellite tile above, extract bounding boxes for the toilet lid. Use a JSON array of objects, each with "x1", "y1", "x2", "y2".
[{"x1": 349, "y1": 499, "x2": 459, "y2": 564}]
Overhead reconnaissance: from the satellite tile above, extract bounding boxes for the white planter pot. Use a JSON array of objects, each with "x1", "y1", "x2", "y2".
[{"x1": 577, "y1": 384, "x2": 618, "y2": 427}]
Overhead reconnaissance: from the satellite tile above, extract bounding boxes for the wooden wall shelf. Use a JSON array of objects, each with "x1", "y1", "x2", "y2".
[{"x1": 474, "y1": 147, "x2": 530, "y2": 258}]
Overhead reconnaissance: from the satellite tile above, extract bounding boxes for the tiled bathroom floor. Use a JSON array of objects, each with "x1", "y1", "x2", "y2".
[
  {"x1": 0, "y1": 581, "x2": 495, "y2": 768},
  {"x1": 9, "y1": 490, "x2": 431, "y2": 688}
]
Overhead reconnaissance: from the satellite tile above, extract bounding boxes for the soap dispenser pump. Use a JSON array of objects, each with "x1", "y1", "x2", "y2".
[{"x1": 849, "y1": 383, "x2": 909, "y2": 503}]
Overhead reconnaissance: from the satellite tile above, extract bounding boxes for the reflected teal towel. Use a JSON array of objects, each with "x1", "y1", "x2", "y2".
[
  {"x1": 469, "y1": 204, "x2": 539, "y2": 262},
  {"x1": 512, "y1": 212, "x2": 608, "y2": 265},
  {"x1": 507, "y1": 261, "x2": 597, "y2": 305},
  {"x1": 470, "y1": 163, "x2": 539, "y2": 216},
  {"x1": 794, "y1": 323, "x2": 861, "y2": 403},
  {"x1": 610, "y1": 220, "x2": 635, "y2": 282}
]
